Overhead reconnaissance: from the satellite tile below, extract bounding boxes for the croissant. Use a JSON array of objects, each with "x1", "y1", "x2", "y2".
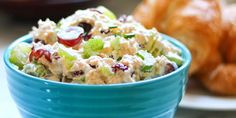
[
  {"x1": 133, "y1": 0, "x2": 187, "y2": 31},
  {"x1": 133, "y1": 0, "x2": 167, "y2": 29},
  {"x1": 221, "y1": 4, "x2": 236, "y2": 63},
  {"x1": 200, "y1": 64, "x2": 236, "y2": 96},
  {"x1": 199, "y1": 4, "x2": 236, "y2": 96},
  {"x1": 133, "y1": 0, "x2": 222, "y2": 75}
]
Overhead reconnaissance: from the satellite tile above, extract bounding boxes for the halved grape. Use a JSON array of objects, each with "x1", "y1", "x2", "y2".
[
  {"x1": 58, "y1": 44, "x2": 77, "y2": 69},
  {"x1": 9, "y1": 42, "x2": 32, "y2": 69},
  {"x1": 57, "y1": 26, "x2": 84, "y2": 47},
  {"x1": 29, "y1": 49, "x2": 52, "y2": 62},
  {"x1": 97, "y1": 6, "x2": 116, "y2": 20},
  {"x1": 83, "y1": 38, "x2": 104, "y2": 58}
]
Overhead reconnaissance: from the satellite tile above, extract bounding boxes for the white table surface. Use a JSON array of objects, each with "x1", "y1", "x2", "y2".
[{"x1": 0, "y1": 0, "x2": 236, "y2": 118}]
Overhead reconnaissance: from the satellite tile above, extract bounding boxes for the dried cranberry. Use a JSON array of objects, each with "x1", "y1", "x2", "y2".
[
  {"x1": 109, "y1": 55, "x2": 114, "y2": 59},
  {"x1": 112, "y1": 63, "x2": 128, "y2": 73},
  {"x1": 73, "y1": 70, "x2": 84, "y2": 76},
  {"x1": 100, "y1": 29, "x2": 110, "y2": 34},
  {"x1": 34, "y1": 39, "x2": 41, "y2": 43},
  {"x1": 164, "y1": 63, "x2": 177, "y2": 74},
  {"x1": 139, "y1": 44, "x2": 145, "y2": 48},
  {"x1": 89, "y1": 64, "x2": 96, "y2": 69},
  {"x1": 131, "y1": 71, "x2": 135, "y2": 77},
  {"x1": 29, "y1": 49, "x2": 52, "y2": 62}
]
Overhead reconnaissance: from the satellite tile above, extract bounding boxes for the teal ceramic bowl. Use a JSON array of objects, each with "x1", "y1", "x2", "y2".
[{"x1": 4, "y1": 34, "x2": 191, "y2": 118}]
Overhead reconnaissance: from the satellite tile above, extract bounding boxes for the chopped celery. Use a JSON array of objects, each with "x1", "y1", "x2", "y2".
[
  {"x1": 166, "y1": 53, "x2": 183, "y2": 66},
  {"x1": 97, "y1": 6, "x2": 116, "y2": 20},
  {"x1": 145, "y1": 36, "x2": 156, "y2": 52},
  {"x1": 136, "y1": 53, "x2": 144, "y2": 60},
  {"x1": 152, "y1": 48, "x2": 163, "y2": 57},
  {"x1": 123, "y1": 33, "x2": 135, "y2": 39},
  {"x1": 58, "y1": 44, "x2": 77, "y2": 69},
  {"x1": 145, "y1": 35, "x2": 162, "y2": 56},
  {"x1": 23, "y1": 63, "x2": 49, "y2": 77},
  {"x1": 109, "y1": 25, "x2": 118, "y2": 29},
  {"x1": 137, "y1": 50, "x2": 156, "y2": 72},
  {"x1": 9, "y1": 42, "x2": 32, "y2": 69},
  {"x1": 72, "y1": 77, "x2": 86, "y2": 83},
  {"x1": 83, "y1": 38, "x2": 104, "y2": 58},
  {"x1": 137, "y1": 50, "x2": 155, "y2": 65},
  {"x1": 110, "y1": 37, "x2": 120, "y2": 50},
  {"x1": 99, "y1": 66, "x2": 113, "y2": 76},
  {"x1": 141, "y1": 65, "x2": 153, "y2": 72}
]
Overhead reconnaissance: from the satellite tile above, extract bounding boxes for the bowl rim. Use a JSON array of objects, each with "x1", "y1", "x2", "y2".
[{"x1": 3, "y1": 34, "x2": 191, "y2": 88}]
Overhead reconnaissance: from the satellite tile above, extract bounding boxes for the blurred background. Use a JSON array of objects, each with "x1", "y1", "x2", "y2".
[
  {"x1": 0, "y1": 0, "x2": 141, "y2": 46},
  {"x1": 0, "y1": 0, "x2": 236, "y2": 118}
]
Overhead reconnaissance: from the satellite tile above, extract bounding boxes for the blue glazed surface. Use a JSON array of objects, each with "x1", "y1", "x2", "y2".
[{"x1": 4, "y1": 34, "x2": 191, "y2": 118}]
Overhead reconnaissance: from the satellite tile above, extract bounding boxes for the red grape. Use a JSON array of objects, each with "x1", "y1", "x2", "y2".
[
  {"x1": 57, "y1": 26, "x2": 84, "y2": 47},
  {"x1": 29, "y1": 49, "x2": 52, "y2": 62}
]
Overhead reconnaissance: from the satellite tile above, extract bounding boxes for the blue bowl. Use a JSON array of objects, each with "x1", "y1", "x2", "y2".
[{"x1": 4, "y1": 34, "x2": 191, "y2": 118}]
